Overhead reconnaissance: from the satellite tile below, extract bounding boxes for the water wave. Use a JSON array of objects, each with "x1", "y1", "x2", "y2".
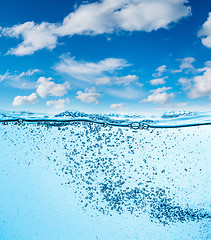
[{"x1": 1, "y1": 110, "x2": 211, "y2": 129}]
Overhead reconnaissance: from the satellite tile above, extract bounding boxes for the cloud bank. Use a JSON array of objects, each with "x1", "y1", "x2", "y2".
[{"x1": 1, "y1": 0, "x2": 191, "y2": 55}]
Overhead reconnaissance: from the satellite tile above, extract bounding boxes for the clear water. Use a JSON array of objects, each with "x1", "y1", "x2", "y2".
[{"x1": 0, "y1": 110, "x2": 210, "y2": 240}]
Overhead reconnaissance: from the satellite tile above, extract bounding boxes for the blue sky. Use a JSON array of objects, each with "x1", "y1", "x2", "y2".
[{"x1": 0, "y1": 0, "x2": 210, "y2": 114}]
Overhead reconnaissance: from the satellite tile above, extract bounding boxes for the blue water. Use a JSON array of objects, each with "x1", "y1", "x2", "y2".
[{"x1": 0, "y1": 110, "x2": 210, "y2": 240}]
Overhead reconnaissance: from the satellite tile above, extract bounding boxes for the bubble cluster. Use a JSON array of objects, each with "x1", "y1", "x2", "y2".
[
  {"x1": 57, "y1": 124, "x2": 210, "y2": 224},
  {"x1": 1, "y1": 117, "x2": 210, "y2": 227}
]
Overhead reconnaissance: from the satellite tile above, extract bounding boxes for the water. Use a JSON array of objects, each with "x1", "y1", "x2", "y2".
[{"x1": 0, "y1": 110, "x2": 210, "y2": 240}]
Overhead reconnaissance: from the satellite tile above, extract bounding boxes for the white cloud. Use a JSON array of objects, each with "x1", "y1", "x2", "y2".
[
  {"x1": 196, "y1": 61, "x2": 211, "y2": 72},
  {"x1": 48, "y1": 0, "x2": 191, "y2": 34},
  {"x1": 152, "y1": 65, "x2": 167, "y2": 77},
  {"x1": 1, "y1": 0, "x2": 191, "y2": 55},
  {"x1": 0, "y1": 71, "x2": 9, "y2": 82},
  {"x1": 179, "y1": 57, "x2": 195, "y2": 70},
  {"x1": 113, "y1": 75, "x2": 138, "y2": 85},
  {"x1": 36, "y1": 77, "x2": 70, "y2": 98},
  {"x1": 171, "y1": 57, "x2": 195, "y2": 73},
  {"x1": 110, "y1": 103, "x2": 129, "y2": 112},
  {"x1": 150, "y1": 76, "x2": 168, "y2": 86},
  {"x1": 178, "y1": 64, "x2": 211, "y2": 99},
  {"x1": 76, "y1": 87, "x2": 102, "y2": 104},
  {"x1": 141, "y1": 87, "x2": 174, "y2": 104},
  {"x1": 0, "y1": 69, "x2": 39, "y2": 89},
  {"x1": 46, "y1": 98, "x2": 70, "y2": 109},
  {"x1": 198, "y1": 12, "x2": 211, "y2": 48},
  {"x1": 19, "y1": 69, "x2": 40, "y2": 77},
  {"x1": 55, "y1": 56, "x2": 128, "y2": 83},
  {"x1": 2, "y1": 22, "x2": 58, "y2": 56},
  {"x1": 55, "y1": 56, "x2": 140, "y2": 88},
  {"x1": 12, "y1": 93, "x2": 38, "y2": 106},
  {"x1": 178, "y1": 77, "x2": 192, "y2": 90},
  {"x1": 59, "y1": 0, "x2": 190, "y2": 35}
]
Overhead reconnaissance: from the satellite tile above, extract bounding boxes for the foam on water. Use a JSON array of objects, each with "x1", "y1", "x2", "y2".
[{"x1": 0, "y1": 110, "x2": 210, "y2": 240}]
